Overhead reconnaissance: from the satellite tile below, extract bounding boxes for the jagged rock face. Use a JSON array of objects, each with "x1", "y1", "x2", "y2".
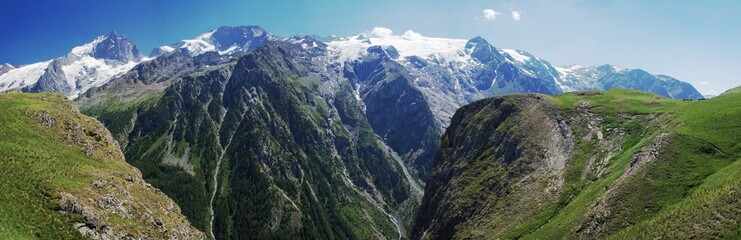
[
  {"x1": 24, "y1": 59, "x2": 72, "y2": 95},
  {"x1": 91, "y1": 32, "x2": 142, "y2": 62},
  {"x1": 86, "y1": 42, "x2": 420, "y2": 239},
  {"x1": 412, "y1": 95, "x2": 574, "y2": 239}
]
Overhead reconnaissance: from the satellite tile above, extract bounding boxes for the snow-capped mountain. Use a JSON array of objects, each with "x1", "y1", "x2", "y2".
[
  {"x1": 0, "y1": 32, "x2": 145, "y2": 98},
  {"x1": 328, "y1": 27, "x2": 702, "y2": 100},
  {"x1": 150, "y1": 25, "x2": 277, "y2": 57},
  {"x1": 555, "y1": 64, "x2": 703, "y2": 99},
  {"x1": 327, "y1": 28, "x2": 565, "y2": 126}
]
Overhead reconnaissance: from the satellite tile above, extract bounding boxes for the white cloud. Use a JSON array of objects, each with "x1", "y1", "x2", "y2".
[
  {"x1": 402, "y1": 30, "x2": 423, "y2": 39},
  {"x1": 699, "y1": 81, "x2": 710, "y2": 85},
  {"x1": 703, "y1": 90, "x2": 719, "y2": 96},
  {"x1": 369, "y1": 27, "x2": 394, "y2": 38},
  {"x1": 483, "y1": 9, "x2": 501, "y2": 21},
  {"x1": 511, "y1": 11, "x2": 522, "y2": 21}
]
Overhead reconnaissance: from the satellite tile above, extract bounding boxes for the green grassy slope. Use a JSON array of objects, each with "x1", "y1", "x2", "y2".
[
  {"x1": 0, "y1": 92, "x2": 203, "y2": 239},
  {"x1": 532, "y1": 88, "x2": 740, "y2": 238}
]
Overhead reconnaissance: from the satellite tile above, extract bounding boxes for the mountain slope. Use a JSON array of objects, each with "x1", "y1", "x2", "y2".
[
  {"x1": 342, "y1": 45, "x2": 443, "y2": 181},
  {"x1": 0, "y1": 32, "x2": 144, "y2": 98},
  {"x1": 82, "y1": 42, "x2": 423, "y2": 239},
  {"x1": 413, "y1": 89, "x2": 739, "y2": 239},
  {"x1": 0, "y1": 91, "x2": 203, "y2": 239}
]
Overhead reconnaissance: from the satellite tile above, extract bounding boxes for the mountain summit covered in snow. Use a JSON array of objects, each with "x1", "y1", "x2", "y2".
[
  {"x1": 0, "y1": 31, "x2": 145, "y2": 98},
  {"x1": 149, "y1": 25, "x2": 276, "y2": 57}
]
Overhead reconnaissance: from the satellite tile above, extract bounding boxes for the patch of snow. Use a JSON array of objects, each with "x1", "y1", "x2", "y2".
[
  {"x1": 62, "y1": 56, "x2": 145, "y2": 98},
  {"x1": 0, "y1": 60, "x2": 52, "y2": 91},
  {"x1": 611, "y1": 65, "x2": 627, "y2": 73},
  {"x1": 68, "y1": 36, "x2": 106, "y2": 58},
  {"x1": 218, "y1": 45, "x2": 239, "y2": 55},
  {"x1": 181, "y1": 40, "x2": 216, "y2": 55},
  {"x1": 501, "y1": 49, "x2": 531, "y2": 63},
  {"x1": 157, "y1": 45, "x2": 176, "y2": 53},
  {"x1": 251, "y1": 28, "x2": 264, "y2": 37},
  {"x1": 327, "y1": 27, "x2": 470, "y2": 64},
  {"x1": 163, "y1": 30, "x2": 217, "y2": 57},
  {"x1": 555, "y1": 64, "x2": 584, "y2": 77}
]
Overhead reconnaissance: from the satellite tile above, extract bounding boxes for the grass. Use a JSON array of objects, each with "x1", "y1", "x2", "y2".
[
  {"x1": 0, "y1": 92, "x2": 202, "y2": 239},
  {"x1": 514, "y1": 88, "x2": 741, "y2": 239},
  {"x1": 0, "y1": 92, "x2": 132, "y2": 238},
  {"x1": 0, "y1": 93, "x2": 91, "y2": 239}
]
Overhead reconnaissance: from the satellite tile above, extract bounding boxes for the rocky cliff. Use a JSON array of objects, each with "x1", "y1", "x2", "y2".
[{"x1": 413, "y1": 89, "x2": 740, "y2": 239}]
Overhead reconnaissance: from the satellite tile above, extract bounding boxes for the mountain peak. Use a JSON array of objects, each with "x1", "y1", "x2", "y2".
[
  {"x1": 66, "y1": 32, "x2": 141, "y2": 62},
  {"x1": 465, "y1": 36, "x2": 502, "y2": 63},
  {"x1": 466, "y1": 36, "x2": 489, "y2": 45},
  {"x1": 91, "y1": 31, "x2": 141, "y2": 62},
  {"x1": 0, "y1": 63, "x2": 14, "y2": 76},
  {"x1": 150, "y1": 25, "x2": 274, "y2": 57},
  {"x1": 367, "y1": 45, "x2": 400, "y2": 59}
]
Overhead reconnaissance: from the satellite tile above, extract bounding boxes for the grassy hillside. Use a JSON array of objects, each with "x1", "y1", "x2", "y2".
[
  {"x1": 0, "y1": 92, "x2": 203, "y2": 239},
  {"x1": 415, "y1": 88, "x2": 739, "y2": 239},
  {"x1": 537, "y1": 88, "x2": 740, "y2": 238}
]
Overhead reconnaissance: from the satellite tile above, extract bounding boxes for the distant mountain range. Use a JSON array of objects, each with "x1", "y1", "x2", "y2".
[{"x1": 1, "y1": 26, "x2": 702, "y2": 101}]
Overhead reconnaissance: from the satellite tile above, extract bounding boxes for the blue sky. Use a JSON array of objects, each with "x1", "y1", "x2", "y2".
[{"x1": 1, "y1": 0, "x2": 739, "y2": 95}]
